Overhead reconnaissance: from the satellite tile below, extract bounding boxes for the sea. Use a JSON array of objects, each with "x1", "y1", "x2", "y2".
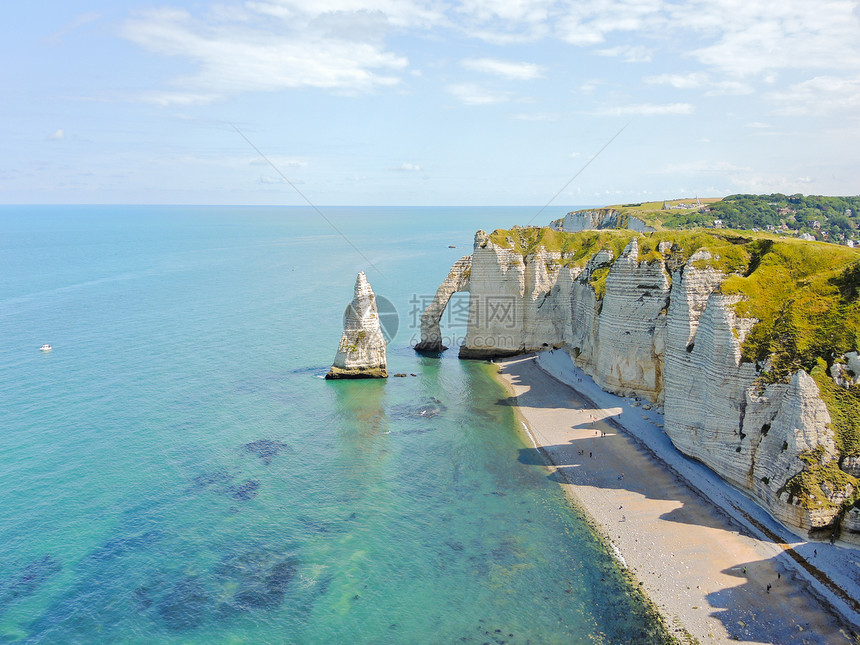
[{"x1": 0, "y1": 205, "x2": 670, "y2": 644}]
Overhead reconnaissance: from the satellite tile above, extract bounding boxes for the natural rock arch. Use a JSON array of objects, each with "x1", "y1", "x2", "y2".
[{"x1": 413, "y1": 255, "x2": 471, "y2": 353}]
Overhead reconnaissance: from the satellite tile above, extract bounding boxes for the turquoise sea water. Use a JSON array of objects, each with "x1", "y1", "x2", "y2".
[{"x1": 0, "y1": 206, "x2": 668, "y2": 644}]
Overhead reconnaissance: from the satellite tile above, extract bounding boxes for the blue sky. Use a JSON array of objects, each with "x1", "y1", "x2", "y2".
[{"x1": 4, "y1": 1, "x2": 860, "y2": 205}]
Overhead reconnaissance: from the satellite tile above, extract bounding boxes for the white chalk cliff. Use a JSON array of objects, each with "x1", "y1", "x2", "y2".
[
  {"x1": 419, "y1": 231, "x2": 859, "y2": 542},
  {"x1": 552, "y1": 208, "x2": 656, "y2": 233},
  {"x1": 326, "y1": 272, "x2": 388, "y2": 379}
]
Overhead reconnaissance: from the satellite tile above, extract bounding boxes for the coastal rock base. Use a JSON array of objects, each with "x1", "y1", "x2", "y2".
[
  {"x1": 325, "y1": 366, "x2": 388, "y2": 379},
  {"x1": 459, "y1": 346, "x2": 522, "y2": 360},
  {"x1": 413, "y1": 341, "x2": 446, "y2": 354}
]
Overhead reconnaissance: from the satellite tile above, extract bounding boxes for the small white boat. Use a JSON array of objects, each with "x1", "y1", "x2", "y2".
[{"x1": 40, "y1": 344, "x2": 52, "y2": 352}]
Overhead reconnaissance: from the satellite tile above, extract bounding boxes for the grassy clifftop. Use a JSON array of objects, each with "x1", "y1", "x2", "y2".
[
  {"x1": 570, "y1": 193, "x2": 860, "y2": 244},
  {"x1": 486, "y1": 226, "x2": 860, "y2": 455}
]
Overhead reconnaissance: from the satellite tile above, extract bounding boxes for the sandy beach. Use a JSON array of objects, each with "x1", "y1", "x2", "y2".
[{"x1": 495, "y1": 353, "x2": 860, "y2": 644}]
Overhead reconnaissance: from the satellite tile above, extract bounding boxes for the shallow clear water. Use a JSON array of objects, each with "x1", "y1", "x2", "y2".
[{"x1": 0, "y1": 206, "x2": 668, "y2": 643}]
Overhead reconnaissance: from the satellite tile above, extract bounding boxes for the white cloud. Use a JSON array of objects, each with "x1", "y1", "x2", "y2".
[
  {"x1": 136, "y1": 91, "x2": 222, "y2": 106},
  {"x1": 730, "y1": 173, "x2": 820, "y2": 194},
  {"x1": 122, "y1": 4, "x2": 411, "y2": 101},
  {"x1": 514, "y1": 112, "x2": 560, "y2": 121},
  {"x1": 663, "y1": 160, "x2": 750, "y2": 174},
  {"x1": 447, "y1": 83, "x2": 512, "y2": 105},
  {"x1": 456, "y1": 0, "x2": 553, "y2": 42},
  {"x1": 246, "y1": 0, "x2": 446, "y2": 29},
  {"x1": 644, "y1": 71, "x2": 752, "y2": 95},
  {"x1": 557, "y1": 0, "x2": 665, "y2": 46},
  {"x1": 604, "y1": 102, "x2": 694, "y2": 116},
  {"x1": 579, "y1": 79, "x2": 602, "y2": 95},
  {"x1": 259, "y1": 173, "x2": 306, "y2": 185},
  {"x1": 595, "y1": 45, "x2": 652, "y2": 63},
  {"x1": 390, "y1": 162, "x2": 422, "y2": 171},
  {"x1": 462, "y1": 58, "x2": 545, "y2": 80},
  {"x1": 121, "y1": 0, "x2": 860, "y2": 112},
  {"x1": 680, "y1": 1, "x2": 860, "y2": 76},
  {"x1": 47, "y1": 129, "x2": 66, "y2": 141},
  {"x1": 704, "y1": 80, "x2": 754, "y2": 96},
  {"x1": 552, "y1": 0, "x2": 860, "y2": 80},
  {"x1": 46, "y1": 12, "x2": 101, "y2": 43},
  {"x1": 745, "y1": 122, "x2": 771, "y2": 129},
  {"x1": 259, "y1": 174, "x2": 285, "y2": 184},
  {"x1": 644, "y1": 72, "x2": 708, "y2": 89},
  {"x1": 768, "y1": 75, "x2": 860, "y2": 116},
  {"x1": 249, "y1": 156, "x2": 307, "y2": 169},
  {"x1": 458, "y1": 0, "x2": 552, "y2": 23},
  {"x1": 659, "y1": 160, "x2": 821, "y2": 195}
]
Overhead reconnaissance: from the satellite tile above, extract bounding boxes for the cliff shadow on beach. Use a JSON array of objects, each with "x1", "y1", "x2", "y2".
[
  {"x1": 502, "y1": 355, "x2": 860, "y2": 643},
  {"x1": 501, "y1": 354, "x2": 738, "y2": 533},
  {"x1": 518, "y1": 439, "x2": 736, "y2": 534}
]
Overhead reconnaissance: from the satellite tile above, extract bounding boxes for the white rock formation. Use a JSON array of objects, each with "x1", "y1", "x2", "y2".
[
  {"x1": 459, "y1": 231, "x2": 530, "y2": 358},
  {"x1": 830, "y1": 351, "x2": 860, "y2": 388},
  {"x1": 556, "y1": 208, "x2": 655, "y2": 233},
  {"x1": 414, "y1": 255, "x2": 471, "y2": 353},
  {"x1": 592, "y1": 239, "x2": 669, "y2": 400},
  {"x1": 418, "y1": 230, "x2": 859, "y2": 541},
  {"x1": 326, "y1": 272, "x2": 388, "y2": 379}
]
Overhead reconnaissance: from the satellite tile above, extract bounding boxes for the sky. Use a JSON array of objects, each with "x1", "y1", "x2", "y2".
[{"x1": 3, "y1": 0, "x2": 860, "y2": 206}]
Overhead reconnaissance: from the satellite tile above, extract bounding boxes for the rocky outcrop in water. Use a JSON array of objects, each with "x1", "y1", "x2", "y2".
[
  {"x1": 326, "y1": 272, "x2": 388, "y2": 379},
  {"x1": 419, "y1": 229, "x2": 860, "y2": 542}
]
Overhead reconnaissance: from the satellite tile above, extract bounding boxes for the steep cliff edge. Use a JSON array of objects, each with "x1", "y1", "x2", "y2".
[
  {"x1": 326, "y1": 272, "x2": 388, "y2": 379},
  {"x1": 553, "y1": 208, "x2": 656, "y2": 233},
  {"x1": 419, "y1": 227, "x2": 860, "y2": 541}
]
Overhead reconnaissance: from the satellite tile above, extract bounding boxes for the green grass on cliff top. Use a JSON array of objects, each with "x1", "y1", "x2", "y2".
[
  {"x1": 489, "y1": 226, "x2": 758, "y2": 273},
  {"x1": 489, "y1": 226, "x2": 860, "y2": 455},
  {"x1": 598, "y1": 198, "x2": 723, "y2": 229}
]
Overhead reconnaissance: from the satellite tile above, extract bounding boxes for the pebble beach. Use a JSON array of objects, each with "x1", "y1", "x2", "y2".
[{"x1": 495, "y1": 352, "x2": 860, "y2": 644}]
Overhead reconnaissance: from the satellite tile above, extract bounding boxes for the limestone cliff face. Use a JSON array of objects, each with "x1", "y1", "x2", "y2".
[
  {"x1": 592, "y1": 239, "x2": 669, "y2": 401},
  {"x1": 421, "y1": 233, "x2": 858, "y2": 541},
  {"x1": 461, "y1": 234, "x2": 672, "y2": 400},
  {"x1": 566, "y1": 250, "x2": 610, "y2": 368},
  {"x1": 326, "y1": 272, "x2": 388, "y2": 379},
  {"x1": 458, "y1": 231, "x2": 578, "y2": 358},
  {"x1": 662, "y1": 275, "x2": 841, "y2": 534},
  {"x1": 554, "y1": 208, "x2": 655, "y2": 233},
  {"x1": 459, "y1": 231, "x2": 530, "y2": 358}
]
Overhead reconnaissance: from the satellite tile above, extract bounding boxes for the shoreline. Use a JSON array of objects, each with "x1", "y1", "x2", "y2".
[{"x1": 493, "y1": 352, "x2": 860, "y2": 644}]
